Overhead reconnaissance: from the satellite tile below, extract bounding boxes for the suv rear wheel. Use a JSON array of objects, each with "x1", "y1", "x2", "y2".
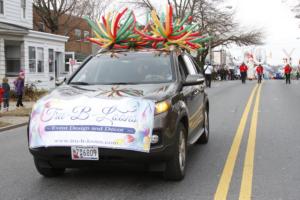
[
  {"x1": 164, "y1": 123, "x2": 187, "y2": 181},
  {"x1": 34, "y1": 158, "x2": 65, "y2": 177}
]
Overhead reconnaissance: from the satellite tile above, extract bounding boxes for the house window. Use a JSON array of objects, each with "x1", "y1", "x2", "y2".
[
  {"x1": 84, "y1": 31, "x2": 90, "y2": 42},
  {"x1": 49, "y1": 49, "x2": 54, "y2": 72},
  {"x1": 0, "y1": 0, "x2": 4, "y2": 15},
  {"x1": 29, "y1": 46, "x2": 36, "y2": 72},
  {"x1": 5, "y1": 44, "x2": 21, "y2": 76},
  {"x1": 38, "y1": 22, "x2": 45, "y2": 32},
  {"x1": 75, "y1": 29, "x2": 81, "y2": 41},
  {"x1": 29, "y1": 46, "x2": 44, "y2": 73},
  {"x1": 37, "y1": 47, "x2": 44, "y2": 72},
  {"x1": 21, "y1": 0, "x2": 26, "y2": 18}
]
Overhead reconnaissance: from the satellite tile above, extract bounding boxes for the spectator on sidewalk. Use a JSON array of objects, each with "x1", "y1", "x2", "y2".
[
  {"x1": 284, "y1": 63, "x2": 292, "y2": 84},
  {"x1": 0, "y1": 84, "x2": 4, "y2": 111},
  {"x1": 228, "y1": 65, "x2": 235, "y2": 80},
  {"x1": 256, "y1": 64, "x2": 264, "y2": 84},
  {"x1": 204, "y1": 62, "x2": 213, "y2": 88},
  {"x1": 297, "y1": 65, "x2": 300, "y2": 80},
  {"x1": 220, "y1": 67, "x2": 226, "y2": 81},
  {"x1": 217, "y1": 67, "x2": 221, "y2": 80},
  {"x1": 14, "y1": 71, "x2": 25, "y2": 108},
  {"x1": 2, "y1": 77, "x2": 10, "y2": 111},
  {"x1": 239, "y1": 62, "x2": 248, "y2": 84}
]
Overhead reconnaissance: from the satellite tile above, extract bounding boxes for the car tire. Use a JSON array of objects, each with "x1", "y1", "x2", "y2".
[
  {"x1": 197, "y1": 108, "x2": 209, "y2": 144},
  {"x1": 164, "y1": 123, "x2": 187, "y2": 181},
  {"x1": 34, "y1": 158, "x2": 65, "y2": 177}
]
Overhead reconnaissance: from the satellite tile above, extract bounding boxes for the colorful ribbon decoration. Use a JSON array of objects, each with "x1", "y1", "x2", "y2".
[{"x1": 84, "y1": 4, "x2": 212, "y2": 52}]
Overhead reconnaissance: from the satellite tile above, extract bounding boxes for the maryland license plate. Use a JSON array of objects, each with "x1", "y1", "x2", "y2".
[{"x1": 71, "y1": 146, "x2": 99, "y2": 160}]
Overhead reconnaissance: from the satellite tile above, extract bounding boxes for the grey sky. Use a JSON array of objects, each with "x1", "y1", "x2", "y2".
[{"x1": 228, "y1": 0, "x2": 300, "y2": 65}]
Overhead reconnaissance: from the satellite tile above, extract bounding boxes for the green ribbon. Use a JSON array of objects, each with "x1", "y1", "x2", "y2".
[
  {"x1": 173, "y1": 13, "x2": 191, "y2": 32},
  {"x1": 84, "y1": 16, "x2": 110, "y2": 39},
  {"x1": 116, "y1": 12, "x2": 134, "y2": 39}
]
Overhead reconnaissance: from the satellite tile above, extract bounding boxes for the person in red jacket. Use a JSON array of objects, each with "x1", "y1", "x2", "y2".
[
  {"x1": 239, "y1": 62, "x2": 248, "y2": 84},
  {"x1": 256, "y1": 64, "x2": 264, "y2": 84},
  {"x1": 0, "y1": 84, "x2": 4, "y2": 111},
  {"x1": 284, "y1": 64, "x2": 292, "y2": 84}
]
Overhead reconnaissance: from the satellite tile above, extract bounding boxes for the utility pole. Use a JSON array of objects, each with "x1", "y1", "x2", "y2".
[
  {"x1": 208, "y1": 27, "x2": 212, "y2": 65},
  {"x1": 209, "y1": 38, "x2": 212, "y2": 64}
]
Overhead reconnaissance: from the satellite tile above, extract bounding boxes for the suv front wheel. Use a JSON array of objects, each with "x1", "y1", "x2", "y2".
[
  {"x1": 164, "y1": 123, "x2": 187, "y2": 181},
  {"x1": 34, "y1": 158, "x2": 65, "y2": 177},
  {"x1": 197, "y1": 108, "x2": 209, "y2": 144}
]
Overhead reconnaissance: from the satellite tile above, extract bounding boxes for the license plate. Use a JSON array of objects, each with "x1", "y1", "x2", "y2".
[{"x1": 71, "y1": 146, "x2": 99, "y2": 160}]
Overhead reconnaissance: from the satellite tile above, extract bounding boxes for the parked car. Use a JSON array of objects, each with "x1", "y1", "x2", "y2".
[
  {"x1": 28, "y1": 49, "x2": 210, "y2": 181},
  {"x1": 274, "y1": 72, "x2": 284, "y2": 79}
]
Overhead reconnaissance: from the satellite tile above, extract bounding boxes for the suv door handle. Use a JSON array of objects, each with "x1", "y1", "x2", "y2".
[
  {"x1": 200, "y1": 85, "x2": 205, "y2": 92},
  {"x1": 193, "y1": 90, "x2": 200, "y2": 96}
]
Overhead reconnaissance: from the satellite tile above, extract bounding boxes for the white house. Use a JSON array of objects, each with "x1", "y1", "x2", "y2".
[{"x1": 0, "y1": 0, "x2": 68, "y2": 90}]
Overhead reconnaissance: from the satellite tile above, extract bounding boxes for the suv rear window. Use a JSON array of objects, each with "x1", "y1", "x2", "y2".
[{"x1": 70, "y1": 52, "x2": 174, "y2": 85}]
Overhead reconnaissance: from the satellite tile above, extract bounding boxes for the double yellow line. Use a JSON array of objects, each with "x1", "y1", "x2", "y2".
[{"x1": 214, "y1": 83, "x2": 263, "y2": 200}]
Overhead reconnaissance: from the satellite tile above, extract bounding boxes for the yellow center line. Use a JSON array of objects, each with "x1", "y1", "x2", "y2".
[
  {"x1": 214, "y1": 84, "x2": 258, "y2": 200},
  {"x1": 239, "y1": 83, "x2": 263, "y2": 200}
]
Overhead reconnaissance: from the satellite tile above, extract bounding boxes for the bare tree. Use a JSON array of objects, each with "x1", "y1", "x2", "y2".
[
  {"x1": 126, "y1": 0, "x2": 264, "y2": 67},
  {"x1": 192, "y1": 0, "x2": 264, "y2": 66},
  {"x1": 86, "y1": 0, "x2": 110, "y2": 21},
  {"x1": 127, "y1": 0, "x2": 155, "y2": 10},
  {"x1": 289, "y1": 0, "x2": 300, "y2": 24},
  {"x1": 33, "y1": 0, "x2": 109, "y2": 35}
]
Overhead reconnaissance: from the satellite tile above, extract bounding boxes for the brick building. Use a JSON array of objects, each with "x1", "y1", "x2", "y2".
[{"x1": 33, "y1": 7, "x2": 92, "y2": 73}]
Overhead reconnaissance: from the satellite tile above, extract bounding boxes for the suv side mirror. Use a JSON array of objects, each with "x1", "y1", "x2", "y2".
[
  {"x1": 183, "y1": 74, "x2": 205, "y2": 86},
  {"x1": 55, "y1": 76, "x2": 67, "y2": 87}
]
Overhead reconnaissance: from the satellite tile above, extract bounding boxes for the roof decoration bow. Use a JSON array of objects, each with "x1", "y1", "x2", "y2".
[
  {"x1": 84, "y1": 8, "x2": 145, "y2": 49},
  {"x1": 84, "y1": 4, "x2": 212, "y2": 52}
]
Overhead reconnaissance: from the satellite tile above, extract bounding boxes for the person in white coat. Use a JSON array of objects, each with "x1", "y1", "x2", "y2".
[{"x1": 204, "y1": 62, "x2": 213, "y2": 88}]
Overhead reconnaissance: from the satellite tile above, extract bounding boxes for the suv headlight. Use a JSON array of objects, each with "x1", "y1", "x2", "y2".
[{"x1": 155, "y1": 100, "x2": 171, "y2": 114}]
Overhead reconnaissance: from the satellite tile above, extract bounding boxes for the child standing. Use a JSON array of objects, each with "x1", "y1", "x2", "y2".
[{"x1": 2, "y1": 78, "x2": 10, "y2": 111}]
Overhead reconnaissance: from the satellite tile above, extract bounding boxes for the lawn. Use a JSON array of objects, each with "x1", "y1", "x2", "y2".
[
  {"x1": 0, "y1": 121, "x2": 11, "y2": 128},
  {"x1": 0, "y1": 107, "x2": 32, "y2": 117}
]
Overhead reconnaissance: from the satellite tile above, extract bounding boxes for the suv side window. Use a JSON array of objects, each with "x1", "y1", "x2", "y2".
[
  {"x1": 183, "y1": 55, "x2": 197, "y2": 75},
  {"x1": 189, "y1": 56, "x2": 202, "y2": 74},
  {"x1": 178, "y1": 56, "x2": 189, "y2": 80}
]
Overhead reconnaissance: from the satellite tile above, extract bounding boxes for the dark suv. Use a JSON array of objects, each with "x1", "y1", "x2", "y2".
[{"x1": 29, "y1": 49, "x2": 209, "y2": 181}]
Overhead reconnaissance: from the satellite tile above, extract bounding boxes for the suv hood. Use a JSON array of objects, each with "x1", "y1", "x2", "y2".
[{"x1": 45, "y1": 83, "x2": 178, "y2": 102}]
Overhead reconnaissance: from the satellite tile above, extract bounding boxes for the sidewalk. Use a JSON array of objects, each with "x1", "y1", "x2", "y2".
[{"x1": 0, "y1": 101, "x2": 34, "y2": 132}]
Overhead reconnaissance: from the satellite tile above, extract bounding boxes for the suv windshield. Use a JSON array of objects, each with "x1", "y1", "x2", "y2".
[{"x1": 70, "y1": 52, "x2": 174, "y2": 85}]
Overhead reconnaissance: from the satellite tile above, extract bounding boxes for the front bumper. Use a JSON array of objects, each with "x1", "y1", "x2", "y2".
[
  {"x1": 30, "y1": 142, "x2": 174, "y2": 168},
  {"x1": 28, "y1": 111, "x2": 178, "y2": 168}
]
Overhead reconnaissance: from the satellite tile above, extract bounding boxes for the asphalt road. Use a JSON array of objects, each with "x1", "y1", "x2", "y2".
[{"x1": 1, "y1": 79, "x2": 300, "y2": 200}]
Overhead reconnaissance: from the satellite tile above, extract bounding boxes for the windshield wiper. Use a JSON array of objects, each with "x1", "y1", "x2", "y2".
[
  {"x1": 106, "y1": 82, "x2": 138, "y2": 85},
  {"x1": 69, "y1": 81, "x2": 90, "y2": 85}
]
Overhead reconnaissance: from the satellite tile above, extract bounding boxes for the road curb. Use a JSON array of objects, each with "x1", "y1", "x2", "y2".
[{"x1": 0, "y1": 122, "x2": 28, "y2": 132}]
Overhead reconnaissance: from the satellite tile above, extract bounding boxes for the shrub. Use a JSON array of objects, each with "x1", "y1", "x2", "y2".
[{"x1": 9, "y1": 88, "x2": 48, "y2": 102}]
